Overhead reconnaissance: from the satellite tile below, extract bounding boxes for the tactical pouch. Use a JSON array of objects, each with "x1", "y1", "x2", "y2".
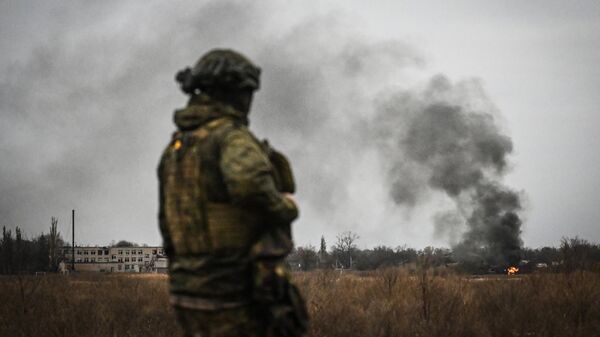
[
  {"x1": 206, "y1": 203, "x2": 262, "y2": 253},
  {"x1": 262, "y1": 140, "x2": 296, "y2": 194},
  {"x1": 253, "y1": 260, "x2": 309, "y2": 337}
]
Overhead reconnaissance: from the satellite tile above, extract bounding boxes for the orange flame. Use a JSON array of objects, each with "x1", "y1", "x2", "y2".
[{"x1": 507, "y1": 266, "x2": 519, "y2": 275}]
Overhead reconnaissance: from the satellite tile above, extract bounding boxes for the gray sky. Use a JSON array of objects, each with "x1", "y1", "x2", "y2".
[{"x1": 1, "y1": 0, "x2": 599, "y2": 249}]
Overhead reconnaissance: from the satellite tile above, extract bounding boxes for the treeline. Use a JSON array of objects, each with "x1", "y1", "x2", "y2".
[
  {"x1": 0, "y1": 218, "x2": 63, "y2": 274},
  {"x1": 287, "y1": 232, "x2": 600, "y2": 273},
  {"x1": 286, "y1": 231, "x2": 446, "y2": 271},
  {"x1": 3, "y1": 223, "x2": 600, "y2": 274}
]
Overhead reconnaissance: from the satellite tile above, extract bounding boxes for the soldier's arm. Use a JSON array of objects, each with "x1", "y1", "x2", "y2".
[{"x1": 220, "y1": 127, "x2": 298, "y2": 224}]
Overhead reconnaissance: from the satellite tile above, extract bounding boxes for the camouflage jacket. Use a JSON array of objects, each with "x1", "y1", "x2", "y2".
[{"x1": 157, "y1": 94, "x2": 298, "y2": 306}]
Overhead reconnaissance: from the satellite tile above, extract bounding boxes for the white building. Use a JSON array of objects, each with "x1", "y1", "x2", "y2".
[{"x1": 61, "y1": 246, "x2": 167, "y2": 273}]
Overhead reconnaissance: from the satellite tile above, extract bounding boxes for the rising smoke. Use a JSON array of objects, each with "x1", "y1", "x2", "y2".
[
  {"x1": 1, "y1": 1, "x2": 523, "y2": 253},
  {"x1": 373, "y1": 75, "x2": 523, "y2": 265}
]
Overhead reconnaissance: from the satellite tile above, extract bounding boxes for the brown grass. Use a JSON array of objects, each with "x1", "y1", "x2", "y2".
[
  {"x1": 1, "y1": 270, "x2": 599, "y2": 337},
  {"x1": 0, "y1": 273, "x2": 179, "y2": 337}
]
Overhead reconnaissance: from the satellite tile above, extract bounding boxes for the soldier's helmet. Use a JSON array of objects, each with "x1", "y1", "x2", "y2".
[{"x1": 176, "y1": 49, "x2": 261, "y2": 95}]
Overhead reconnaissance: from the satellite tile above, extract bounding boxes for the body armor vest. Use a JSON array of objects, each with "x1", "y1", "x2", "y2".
[{"x1": 161, "y1": 118, "x2": 261, "y2": 255}]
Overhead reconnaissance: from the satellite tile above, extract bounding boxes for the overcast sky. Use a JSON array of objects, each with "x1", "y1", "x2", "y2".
[{"x1": 1, "y1": 0, "x2": 599, "y2": 249}]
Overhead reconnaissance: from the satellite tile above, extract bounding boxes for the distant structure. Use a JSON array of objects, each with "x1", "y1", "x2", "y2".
[{"x1": 60, "y1": 246, "x2": 168, "y2": 273}]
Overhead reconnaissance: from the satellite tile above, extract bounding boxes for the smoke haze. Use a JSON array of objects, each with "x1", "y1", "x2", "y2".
[
  {"x1": 4, "y1": 0, "x2": 598, "y2": 249},
  {"x1": 0, "y1": 0, "x2": 429, "y2": 246}
]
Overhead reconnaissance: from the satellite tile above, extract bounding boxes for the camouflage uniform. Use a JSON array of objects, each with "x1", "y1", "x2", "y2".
[{"x1": 158, "y1": 50, "x2": 307, "y2": 337}]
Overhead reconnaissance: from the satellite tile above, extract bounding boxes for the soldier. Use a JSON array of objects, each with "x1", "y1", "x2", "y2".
[{"x1": 158, "y1": 49, "x2": 308, "y2": 337}]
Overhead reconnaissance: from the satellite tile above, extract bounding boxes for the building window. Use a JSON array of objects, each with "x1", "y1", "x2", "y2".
[
  {"x1": 77, "y1": 258, "x2": 82, "y2": 262},
  {"x1": 118, "y1": 258, "x2": 123, "y2": 262},
  {"x1": 83, "y1": 251, "x2": 88, "y2": 255},
  {"x1": 118, "y1": 265, "x2": 122, "y2": 270},
  {"x1": 118, "y1": 250, "x2": 123, "y2": 255},
  {"x1": 91, "y1": 251, "x2": 96, "y2": 255},
  {"x1": 138, "y1": 257, "x2": 143, "y2": 262},
  {"x1": 159, "y1": 249, "x2": 164, "y2": 255},
  {"x1": 77, "y1": 250, "x2": 82, "y2": 255},
  {"x1": 111, "y1": 255, "x2": 116, "y2": 260},
  {"x1": 138, "y1": 250, "x2": 143, "y2": 255},
  {"x1": 124, "y1": 265, "x2": 130, "y2": 270},
  {"x1": 152, "y1": 249, "x2": 157, "y2": 255},
  {"x1": 104, "y1": 249, "x2": 109, "y2": 255},
  {"x1": 125, "y1": 250, "x2": 129, "y2": 255},
  {"x1": 97, "y1": 250, "x2": 103, "y2": 255},
  {"x1": 84, "y1": 258, "x2": 89, "y2": 262},
  {"x1": 145, "y1": 254, "x2": 149, "y2": 258}
]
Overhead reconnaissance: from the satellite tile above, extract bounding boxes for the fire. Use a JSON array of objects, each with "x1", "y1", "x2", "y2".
[{"x1": 507, "y1": 266, "x2": 519, "y2": 275}]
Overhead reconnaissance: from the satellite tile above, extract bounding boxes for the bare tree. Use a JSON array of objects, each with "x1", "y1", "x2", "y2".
[
  {"x1": 333, "y1": 231, "x2": 359, "y2": 269},
  {"x1": 15, "y1": 226, "x2": 24, "y2": 272},
  {"x1": 296, "y1": 245, "x2": 318, "y2": 271},
  {"x1": 1, "y1": 226, "x2": 14, "y2": 274},
  {"x1": 560, "y1": 236, "x2": 594, "y2": 272}
]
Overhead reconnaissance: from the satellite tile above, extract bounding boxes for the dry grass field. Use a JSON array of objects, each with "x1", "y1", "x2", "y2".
[{"x1": 1, "y1": 269, "x2": 599, "y2": 337}]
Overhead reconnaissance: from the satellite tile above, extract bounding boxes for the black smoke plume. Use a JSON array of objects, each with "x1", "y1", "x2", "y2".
[{"x1": 374, "y1": 75, "x2": 523, "y2": 266}]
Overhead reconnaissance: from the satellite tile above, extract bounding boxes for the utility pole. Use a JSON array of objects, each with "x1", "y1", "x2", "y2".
[{"x1": 72, "y1": 209, "x2": 75, "y2": 272}]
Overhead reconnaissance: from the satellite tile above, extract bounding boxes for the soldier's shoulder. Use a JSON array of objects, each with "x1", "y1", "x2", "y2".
[
  {"x1": 211, "y1": 119, "x2": 259, "y2": 145},
  {"x1": 206, "y1": 117, "x2": 242, "y2": 135}
]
